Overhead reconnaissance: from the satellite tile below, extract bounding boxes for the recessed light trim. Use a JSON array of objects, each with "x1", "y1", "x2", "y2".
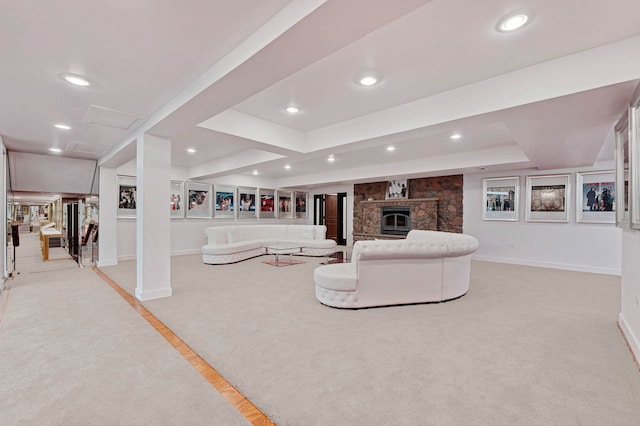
[
  {"x1": 286, "y1": 106, "x2": 300, "y2": 114},
  {"x1": 497, "y1": 13, "x2": 529, "y2": 32},
  {"x1": 61, "y1": 73, "x2": 90, "y2": 86},
  {"x1": 49, "y1": 147, "x2": 62, "y2": 153},
  {"x1": 54, "y1": 124, "x2": 71, "y2": 130},
  {"x1": 359, "y1": 76, "x2": 378, "y2": 86}
]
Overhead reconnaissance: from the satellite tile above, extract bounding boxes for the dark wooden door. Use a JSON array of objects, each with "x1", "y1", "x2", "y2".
[{"x1": 325, "y1": 194, "x2": 338, "y2": 242}]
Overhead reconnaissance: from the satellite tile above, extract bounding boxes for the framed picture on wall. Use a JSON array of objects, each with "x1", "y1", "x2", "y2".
[
  {"x1": 385, "y1": 179, "x2": 408, "y2": 199},
  {"x1": 575, "y1": 171, "x2": 615, "y2": 224},
  {"x1": 295, "y1": 191, "x2": 308, "y2": 218},
  {"x1": 237, "y1": 186, "x2": 257, "y2": 218},
  {"x1": 482, "y1": 177, "x2": 519, "y2": 221},
  {"x1": 186, "y1": 182, "x2": 212, "y2": 219},
  {"x1": 615, "y1": 110, "x2": 630, "y2": 227},
  {"x1": 170, "y1": 180, "x2": 184, "y2": 219},
  {"x1": 117, "y1": 175, "x2": 137, "y2": 218},
  {"x1": 258, "y1": 188, "x2": 275, "y2": 219},
  {"x1": 214, "y1": 185, "x2": 235, "y2": 218},
  {"x1": 525, "y1": 174, "x2": 570, "y2": 222},
  {"x1": 277, "y1": 190, "x2": 293, "y2": 218}
]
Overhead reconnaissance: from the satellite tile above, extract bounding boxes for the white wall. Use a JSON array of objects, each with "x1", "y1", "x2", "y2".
[
  {"x1": 114, "y1": 169, "x2": 316, "y2": 260},
  {"x1": 620, "y1": 229, "x2": 640, "y2": 364},
  {"x1": 464, "y1": 165, "x2": 622, "y2": 275}
]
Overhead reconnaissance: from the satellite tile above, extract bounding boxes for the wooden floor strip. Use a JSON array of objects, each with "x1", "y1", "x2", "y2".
[{"x1": 93, "y1": 267, "x2": 276, "y2": 426}]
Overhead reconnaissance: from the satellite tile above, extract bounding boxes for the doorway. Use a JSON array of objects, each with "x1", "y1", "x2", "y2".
[{"x1": 314, "y1": 192, "x2": 347, "y2": 245}]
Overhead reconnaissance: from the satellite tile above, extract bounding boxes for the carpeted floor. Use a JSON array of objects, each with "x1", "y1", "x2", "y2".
[
  {"x1": 100, "y1": 249, "x2": 640, "y2": 425},
  {"x1": 0, "y1": 232, "x2": 248, "y2": 425},
  {"x1": 3, "y1": 231, "x2": 640, "y2": 425}
]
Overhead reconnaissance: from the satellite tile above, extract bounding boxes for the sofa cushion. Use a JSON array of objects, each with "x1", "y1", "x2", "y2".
[
  {"x1": 206, "y1": 227, "x2": 228, "y2": 244},
  {"x1": 355, "y1": 240, "x2": 448, "y2": 261},
  {"x1": 202, "y1": 240, "x2": 264, "y2": 255},
  {"x1": 313, "y1": 263, "x2": 357, "y2": 291},
  {"x1": 285, "y1": 225, "x2": 316, "y2": 240},
  {"x1": 226, "y1": 225, "x2": 286, "y2": 243}
]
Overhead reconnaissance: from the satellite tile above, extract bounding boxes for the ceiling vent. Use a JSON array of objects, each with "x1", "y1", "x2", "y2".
[
  {"x1": 65, "y1": 141, "x2": 110, "y2": 155},
  {"x1": 82, "y1": 105, "x2": 145, "y2": 130}
]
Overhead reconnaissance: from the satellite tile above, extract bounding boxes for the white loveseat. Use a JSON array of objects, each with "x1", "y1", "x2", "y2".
[
  {"x1": 314, "y1": 230, "x2": 479, "y2": 309},
  {"x1": 202, "y1": 224, "x2": 337, "y2": 264}
]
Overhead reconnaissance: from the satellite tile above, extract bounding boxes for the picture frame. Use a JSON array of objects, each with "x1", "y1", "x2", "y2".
[
  {"x1": 237, "y1": 186, "x2": 257, "y2": 218},
  {"x1": 630, "y1": 86, "x2": 640, "y2": 229},
  {"x1": 385, "y1": 179, "x2": 408, "y2": 199},
  {"x1": 170, "y1": 180, "x2": 185, "y2": 219},
  {"x1": 186, "y1": 182, "x2": 212, "y2": 219},
  {"x1": 214, "y1": 185, "x2": 235, "y2": 218},
  {"x1": 482, "y1": 177, "x2": 519, "y2": 221},
  {"x1": 525, "y1": 174, "x2": 570, "y2": 222},
  {"x1": 614, "y1": 110, "x2": 630, "y2": 227},
  {"x1": 575, "y1": 171, "x2": 615, "y2": 224},
  {"x1": 295, "y1": 191, "x2": 308, "y2": 218},
  {"x1": 277, "y1": 190, "x2": 293, "y2": 218},
  {"x1": 258, "y1": 188, "x2": 275, "y2": 218},
  {"x1": 117, "y1": 175, "x2": 137, "y2": 218}
]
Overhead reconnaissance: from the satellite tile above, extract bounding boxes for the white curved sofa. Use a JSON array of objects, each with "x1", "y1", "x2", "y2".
[
  {"x1": 314, "y1": 230, "x2": 479, "y2": 309},
  {"x1": 202, "y1": 224, "x2": 337, "y2": 264}
]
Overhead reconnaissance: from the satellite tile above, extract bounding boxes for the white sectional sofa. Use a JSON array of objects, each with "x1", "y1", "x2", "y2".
[
  {"x1": 202, "y1": 224, "x2": 337, "y2": 264},
  {"x1": 314, "y1": 230, "x2": 479, "y2": 309}
]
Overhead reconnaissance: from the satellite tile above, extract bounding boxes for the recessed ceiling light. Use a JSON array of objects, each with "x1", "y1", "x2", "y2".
[
  {"x1": 54, "y1": 124, "x2": 71, "y2": 130},
  {"x1": 61, "y1": 73, "x2": 90, "y2": 86},
  {"x1": 284, "y1": 164, "x2": 291, "y2": 170},
  {"x1": 386, "y1": 146, "x2": 396, "y2": 151},
  {"x1": 286, "y1": 106, "x2": 300, "y2": 114},
  {"x1": 49, "y1": 148, "x2": 62, "y2": 153},
  {"x1": 187, "y1": 148, "x2": 196, "y2": 153},
  {"x1": 497, "y1": 13, "x2": 529, "y2": 32},
  {"x1": 450, "y1": 133, "x2": 462, "y2": 140},
  {"x1": 359, "y1": 76, "x2": 378, "y2": 86},
  {"x1": 252, "y1": 170, "x2": 259, "y2": 175},
  {"x1": 328, "y1": 155, "x2": 335, "y2": 163}
]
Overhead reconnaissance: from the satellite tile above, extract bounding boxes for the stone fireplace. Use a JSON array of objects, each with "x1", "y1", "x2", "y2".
[
  {"x1": 353, "y1": 175, "x2": 463, "y2": 242},
  {"x1": 353, "y1": 198, "x2": 438, "y2": 241}
]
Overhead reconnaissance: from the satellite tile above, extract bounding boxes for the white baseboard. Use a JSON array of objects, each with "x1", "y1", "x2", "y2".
[
  {"x1": 471, "y1": 255, "x2": 621, "y2": 276},
  {"x1": 171, "y1": 249, "x2": 202, "y2": 256},
  {"x1": 96, "y1": 259, "x2": 118, "y2": 267},
  {"x1": 116, "y1": 249, "x2": 201, "y2": 262},
  {"x1": 135, "y1": 286, "x2": 172, "y2": 301},
  {"x1": 618, "y1": 313, "x2": 640, "y2": 370}
]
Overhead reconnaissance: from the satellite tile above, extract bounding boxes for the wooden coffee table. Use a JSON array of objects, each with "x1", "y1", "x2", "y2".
[{"x1": 262, "y1": 244, "x2": 304, "y2": 267}]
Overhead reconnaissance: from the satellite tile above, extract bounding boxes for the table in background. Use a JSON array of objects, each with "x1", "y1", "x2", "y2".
[{"x1": 262, "y1": 245, "x2": 304, "y2": 267}]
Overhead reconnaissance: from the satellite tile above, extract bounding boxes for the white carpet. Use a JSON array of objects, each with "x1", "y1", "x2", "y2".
[
  {"x1": 0, "y1": 233, "x2": 247, "y2": 425},
  {"x1": 101, "y1": 253, "x2": 640, "y2": 425}
]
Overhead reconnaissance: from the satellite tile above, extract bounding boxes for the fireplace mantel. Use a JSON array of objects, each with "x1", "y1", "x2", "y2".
[{"x1": 361, "y1": 197, "x2": 438, "y2": 205}]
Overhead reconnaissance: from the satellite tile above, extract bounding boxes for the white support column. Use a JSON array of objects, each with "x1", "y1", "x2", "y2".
[
  {"x1": 97, "y1": 167, "x2": 118, "y2": 267},
  {"x1": 135, "y1": 134, "x2": 172, "y2": 301}
]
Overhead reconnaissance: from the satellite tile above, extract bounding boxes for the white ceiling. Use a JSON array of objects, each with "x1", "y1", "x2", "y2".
[{"x1": 2, "y1": 0, "x2": 640, "y2": 202}]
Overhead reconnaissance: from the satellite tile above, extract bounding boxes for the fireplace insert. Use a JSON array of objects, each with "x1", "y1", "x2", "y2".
[{"x1": 381, "y1": 206, "x2": 411, "y2": 235}]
